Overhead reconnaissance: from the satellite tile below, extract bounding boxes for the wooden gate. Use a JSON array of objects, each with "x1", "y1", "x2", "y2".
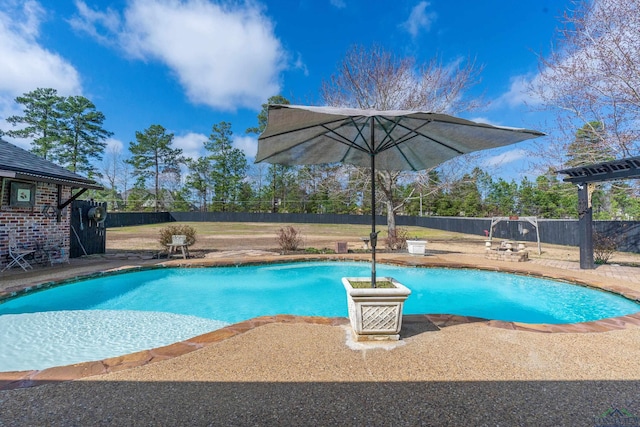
[{"x1": 70, "y1": 200, "x2": 107, "y2": 258}]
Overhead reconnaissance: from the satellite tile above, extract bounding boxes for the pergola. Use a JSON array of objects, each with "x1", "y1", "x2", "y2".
[{"x1": 557, "y1": 156, "x2": 640, "y2": 269}]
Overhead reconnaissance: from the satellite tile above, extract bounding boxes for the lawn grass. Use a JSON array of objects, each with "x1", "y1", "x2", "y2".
[
  {"x1": 106, "y1": 221, "x2": 474, "y2": 240},
  {"x1": 103, "y1": 220, "x2": 640, "y2": 264},
  {"x1": 105, "y1": 221, "x2": 484, "y2": 253}
]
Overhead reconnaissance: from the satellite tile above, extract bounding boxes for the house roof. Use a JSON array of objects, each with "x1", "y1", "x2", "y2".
[{"x1": 0, "y1": 139, "x2": 102, "y2": 189}]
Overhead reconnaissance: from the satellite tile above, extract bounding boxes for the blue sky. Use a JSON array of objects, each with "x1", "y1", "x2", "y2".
[{"x1": 0, "y1": 0, "x2": 572, "y2": 180}]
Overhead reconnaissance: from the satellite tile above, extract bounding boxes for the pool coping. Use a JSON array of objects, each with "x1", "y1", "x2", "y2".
[{"x1": 2, "y1": 253, "x2": 640, "y2": 390}]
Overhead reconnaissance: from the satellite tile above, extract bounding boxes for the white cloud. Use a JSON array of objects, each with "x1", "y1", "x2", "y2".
[
  {"x1": 72, "y1": 0, "x2": 286, "y2": 111},
  {"x1": 174, "y1": 132, "x2": 206, "y2": 160},
  {"x1": 483, "y1": 148, "x2": 528, "y2": 168},
  {"x1": 401, "y1": 1, "x2": 436, "y2": 38},
  {"x1": 69, "y1": 0, "x2": 122, "y2": 46},
  {"x1": 0, "y1": 1, "x2": 82, "y2": 97},
  {"x1": 496, "y1": 76, "x2": 532, "y2": 107},
  {"x1": 165, "y1": 132, "x2": 256, "y2": 164},
  {"x1": 0, "y1": 1, "x2": 82, "y2": 146},
  {"x1": 293, "y1": 52, "x2": 309, "y2": 77},
  {"x1": 330, "y1": 0, "x2": 346, "y2": 9},
  {"x1": 233, "y1": 135, "x2": 257, "y2": 159},
  {"x1": 469, "y1": 116, "x2": 496, "y2": 126},
  {"x1": 105, "y1": 137, "x2": 124, "y2": 154},
  {"x1": 493, "y1": 74, "x2": 542, "y2": 108}
]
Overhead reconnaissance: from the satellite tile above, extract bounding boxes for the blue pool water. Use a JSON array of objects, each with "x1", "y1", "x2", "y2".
[{"x1": 1, "y1": 262, "x2": 639, "y2": 371}]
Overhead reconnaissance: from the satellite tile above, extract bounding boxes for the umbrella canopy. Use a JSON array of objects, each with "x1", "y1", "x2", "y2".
[
  {"x1": 256, "y1": 105, "x2": 544, "y2": 171},
  {"x1": 256, "y1": 104, "x2": 544, "y2": 284}
]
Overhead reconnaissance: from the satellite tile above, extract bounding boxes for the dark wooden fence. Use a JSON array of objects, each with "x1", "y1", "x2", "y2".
[
  {"x1": 171, "y1": 211, "x2": 383, "y2": 225},
  {"x1": 106, "y1": 211, "x2": 172, "y2": 227},
  {"x1": 104, "y1": 212, "x2": 640, "y2": 253},
  {"x1": 70, "y1": 200, "x2": 107, "y2": 258}
]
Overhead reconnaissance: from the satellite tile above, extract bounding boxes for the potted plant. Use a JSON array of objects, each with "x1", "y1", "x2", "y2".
[
  {"x1": 406, "y1": 239, "x2": 427, "y2": 255},
  {"x1": 342, "y1": 277, "x2": 411, "y2": 341}
]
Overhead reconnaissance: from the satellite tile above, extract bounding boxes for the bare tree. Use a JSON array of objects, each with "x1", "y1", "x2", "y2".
[
  {"x1": 119, "y1": 159, "x2": 132, "y2": 210},
  {"x1": 321, "y1": 44, "x2": 484, "y2": 237},
  {"x1": 297, "y1": 165, "x2": 355, "y2": 214},
  {"x1": 530, "y1": 0, "x2": 640, "y2": 168},
  {"x1": 102, "y1": 145, "x2": 122, "y2": 210},
  {"x1": 247, "y1": 162, "x2": 270, "y2": 211}
]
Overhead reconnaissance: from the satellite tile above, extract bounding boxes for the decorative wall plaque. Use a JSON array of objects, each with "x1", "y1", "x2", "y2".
[{"x1": 9, "y1": 181, "x2": 36, "y2": 207}]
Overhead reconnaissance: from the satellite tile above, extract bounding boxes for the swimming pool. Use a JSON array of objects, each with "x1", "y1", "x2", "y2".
[{"x1": 1, "y1": 261, "x2": 639, "y2": 371}]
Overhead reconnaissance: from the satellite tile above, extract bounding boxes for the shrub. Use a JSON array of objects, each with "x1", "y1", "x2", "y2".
[
  {"x1": 276, "y1": 226, "x2": 303, "y2": 252},
  {"x1": 593, "y1": 231, "x2": 616, "y2": 264},
  {"x1": 386, "y1": 227, "x2": 408, "y2": 251},
  {"x1": 304, "y1": 247, "x2": 335, "y2": 254},
  {"x1": 159, "y1": 224, "x2": 197, "y2": 247}
]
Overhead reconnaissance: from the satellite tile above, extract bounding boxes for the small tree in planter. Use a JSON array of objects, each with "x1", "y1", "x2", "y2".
[
  {"x1": 340, "y1": 231, "x2": 412, "y2": 341},
  {"x1": 342, "y1": 277, "x2": 411, "y2": 341}
]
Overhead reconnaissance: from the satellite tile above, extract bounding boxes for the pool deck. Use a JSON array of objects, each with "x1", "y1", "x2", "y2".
[{"x1": 2, "y1": 251, "x2": 640, "y2": 426}]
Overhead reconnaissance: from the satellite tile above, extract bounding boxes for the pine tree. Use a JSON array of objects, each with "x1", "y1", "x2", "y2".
[
  {"x1": 3, "y1": 88, "x2": 64, "y2": 160},
  {"x1": 206, "y1": 122, "x2": 247, "y2": 212},
  {"x1": 57, "y1": 95, "x2": 112, "y2": 177},
  {"x1": 127, "y1": 125, "x2": 183, "y2": 212},
  {"x1": 565, "y1": 122, "x2": 615, "y2": 167}
]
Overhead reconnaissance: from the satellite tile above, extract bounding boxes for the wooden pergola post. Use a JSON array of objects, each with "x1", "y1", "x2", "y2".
[{"x1": 577, "y1": 183, "x2": 594, "y2": 269}]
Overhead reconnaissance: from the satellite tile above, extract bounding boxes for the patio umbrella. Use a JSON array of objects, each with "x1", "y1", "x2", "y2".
[{"x1": 256, "y1": 104, "x2": 544, "y2": 285}]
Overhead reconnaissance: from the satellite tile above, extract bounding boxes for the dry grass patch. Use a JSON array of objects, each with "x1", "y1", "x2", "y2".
[
  {"x1": 105, "y1": 221, "x2": 640, "y2": 265},
  {"x1": 107, "y1": 222, "x2": 467, "y2": 253}
]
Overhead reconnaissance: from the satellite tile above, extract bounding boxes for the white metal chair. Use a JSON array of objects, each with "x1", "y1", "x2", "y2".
[{"x1": 2, "y1": 239, "x2": 35, "y2": 272}]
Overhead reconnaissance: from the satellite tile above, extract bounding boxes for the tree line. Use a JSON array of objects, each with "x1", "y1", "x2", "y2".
[{"x1": 3, "y1": 88, "x2": 638, "y2": 221}]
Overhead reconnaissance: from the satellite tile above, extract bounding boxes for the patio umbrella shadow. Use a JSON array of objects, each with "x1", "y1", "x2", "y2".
[
  {"x1": 400, "y1": 315, "x2": 441, "y2": 337},
  {"x1": 401, "y1": 314, "x2": 491, "y2": 339}
]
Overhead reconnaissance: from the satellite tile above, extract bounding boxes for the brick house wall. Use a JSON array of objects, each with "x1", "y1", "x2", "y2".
[{"x1": 0, "y1": 180, "x2": 71, "y2": 269}]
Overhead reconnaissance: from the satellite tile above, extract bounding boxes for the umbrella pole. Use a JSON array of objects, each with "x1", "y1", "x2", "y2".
[
  {"x1": 370, "y1": 119, "x2": 377, "y2": 288},
  {"x1": 370, "y1": 154, "x2": 377, "y2": 287}
]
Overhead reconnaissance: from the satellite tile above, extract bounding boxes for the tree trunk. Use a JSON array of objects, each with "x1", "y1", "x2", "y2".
[
  {"x1": 155, "y1": 156, "x2": 160, "y2": 212},
  {"x1": 386, "y1": 198, "x2": 396, "y2": 239},
  {"x1": 377, "y1": 170, "x2": 397, "y2": 242}
]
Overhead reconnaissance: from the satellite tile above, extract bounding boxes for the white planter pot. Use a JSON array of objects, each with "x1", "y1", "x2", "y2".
[
  {"x1": 342, "y1": 277, "x2": 411, "y2": 341},
  {"x1": 406, "y1": 240, "x2": 427, "y2": 255}
]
